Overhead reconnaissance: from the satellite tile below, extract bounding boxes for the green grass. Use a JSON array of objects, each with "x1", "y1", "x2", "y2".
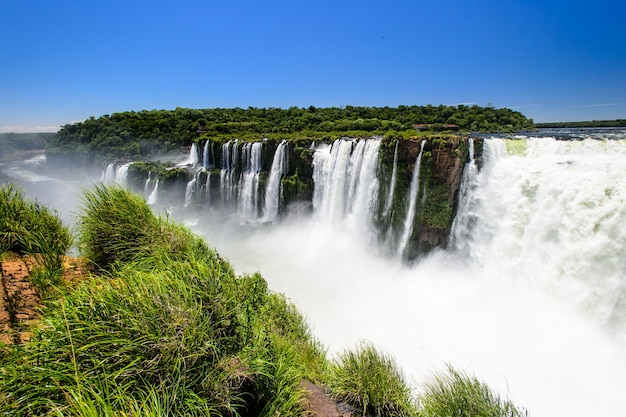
[
  {"x1": 0, "y1": 184, "x2": 529, "y2": 416},
  {"x1": 0, "y1": 184, "x2": 326, "y2": 416},
  {"x1": 0, "y1": 184, "x2": 72, "y2": 295},
  {"x1": 327, "y1": 341, "x2": 419, "y2": 417},
  {"x1": 418, "y1": 365, "x2": 528, "y2": 417}
]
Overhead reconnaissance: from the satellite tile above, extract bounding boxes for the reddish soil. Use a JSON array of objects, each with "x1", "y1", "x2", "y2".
[
  {"x1": 0, "y1": 254, "x2": 90, "y2": 345},
  {"x1": 300, "y1": 380, "x2": 355, "y2": 417}
]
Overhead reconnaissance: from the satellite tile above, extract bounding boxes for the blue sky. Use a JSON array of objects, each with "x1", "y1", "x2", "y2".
[{"x1": 1, "y1": 0, "x2": 625, "y2": 132}]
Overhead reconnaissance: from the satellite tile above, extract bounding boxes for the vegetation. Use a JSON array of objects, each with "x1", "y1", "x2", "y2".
[
  {"x1": 47, "y1": 105, "x2": 534, "y2": 163},
  {"x1": 0, "y1": 185, "x2": 529, "y2": 416},
  {"x1": 534, "y1": 119, "x2": 626, "y2": 128},
  {"x1": 0, "y1": 184, "x2": 72, "y2": 295},
  {"x1": 0, "y1": 133, "x2": 54, "y2": 161},
  {"x1": 327, "y1": 342, "x2": 418, "y2": 417},
  {"x1": 418, "y1": 365, "x2": 528, "y2": 417}
]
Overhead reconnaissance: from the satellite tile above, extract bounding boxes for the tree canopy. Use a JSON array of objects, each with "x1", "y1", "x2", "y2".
[{"x1": 48, "y1": 105, "x2": 534, "y2": 162}]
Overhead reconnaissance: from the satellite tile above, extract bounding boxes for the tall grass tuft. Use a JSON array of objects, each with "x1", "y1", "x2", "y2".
[
  {"x1": 0, "y1": 183, "x2": 327, "y2": 416},
  {"x1": 418, "y1": 365, "x2": 528, "y2": 417},
  {"x1": 327, "y1": 341, "x2": 418, "y2": 417},
  {"x1": 0, "y1": 184, "x2": 72, "y2": 294}
]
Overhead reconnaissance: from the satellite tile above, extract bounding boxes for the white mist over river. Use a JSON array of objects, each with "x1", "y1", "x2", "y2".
[{"x1": 3, "y1": 129, "x2": 626, "y2": 417}]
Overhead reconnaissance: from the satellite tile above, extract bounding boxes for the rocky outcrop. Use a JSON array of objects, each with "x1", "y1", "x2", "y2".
[{"x1": 121, "y1": 135, "x2": 480, "y2": 259}]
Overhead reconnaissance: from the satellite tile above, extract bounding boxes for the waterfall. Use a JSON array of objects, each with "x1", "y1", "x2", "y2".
[
  {"x1": 101, "y1": 162, "x2": 116, "y2": 184},
  {"x1": 179, "y1": 143, "x2": 199, "y2": 167},
  {"x1": 264, "y1": 140, "x2": 289, "y2": 222},
  {"x1": 397, "y1": 140, "x2": 426, "y2": 257},
  {"x1": 143, "y1": 172, "x2": 152, "y2": 197},
  {"x1": 205, "y1": 171, "x2": 211, "y2": 204},
  {"x1": 238, "y1": 142, "x2": 263, "y2": 219},
  {"x1": 147, "y1": 179, "x2": 159, "y2": 205},
  {"x1": 312, "y1": 138, "x2": 381, "y2": 229},
  {"x1": 450, "y1": 137, "x2": 479, "y2": 254},
  {"x1": 456, "y1": 136, "x2": 626, "y2": 332},
  {"x1": 184, "y1": 172, "x2": 199, "y2": 207},
  {"x1": 383, "y1": 140, "x2": 399, "y2": 218},
  {"x1": 220, "y1": 140, "x2": 239, "y2": 208},
  {"x1": 114, "y1": 162, "x2": 131, "y2": 187}
]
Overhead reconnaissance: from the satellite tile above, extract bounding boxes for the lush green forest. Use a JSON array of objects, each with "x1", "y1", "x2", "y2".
[
  {"x1": 0, "y1": 133, "x2": 54, "y2": 161},
  {"x1": 47, "y1": 105, "x2": 534, "y2": 162},
  {"x1": 534, "y1": 119, "x2": 626, "y2": 128}
]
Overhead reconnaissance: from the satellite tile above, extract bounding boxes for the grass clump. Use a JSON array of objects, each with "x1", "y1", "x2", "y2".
[
  {"x1": 327, "y1": 341, "x2": 418, "y2": 417},
  {"x1": 418, "y1": 365, "x2": 528, "y2": 417},
  {"x1": 0, "y1": 184, "x2": 72, "y2": 294},
  {"x1": 77, "y1": 183, "x2": 211, "y2": 270},
  {"x1": 0, "y1": 184, "x2": 326, "y2": 416}
]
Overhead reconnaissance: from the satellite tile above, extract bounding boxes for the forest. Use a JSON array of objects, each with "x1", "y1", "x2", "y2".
[
  {"x1": 47, "y1": 104, "x2": 534, "y2": 162},
  {"x1": 534, "y1": 119, "x2": 626, "y2": 128}
]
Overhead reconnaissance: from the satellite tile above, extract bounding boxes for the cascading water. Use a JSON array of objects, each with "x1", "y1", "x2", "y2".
[
  {"x1": 184, "y1": 172, "x2": 199, "y2": 207},
  {"x1": 11, "y1": 129, "x2": 626, "y2": 417},
  {"x1": 238, "y1": 142, "x2": 263, "y2": 219},
  {"x1": 101, "y1": 162, "x2": 117, "y2": 184},
  {"x1": 382, "y1": 140, "x2": 399, "y2": 218},
  {"x1": 179, "y1": 142, "x2": 199, "y2": 167},
  {"x1": 202, "y1": 140, "x2": 215, "y2": 169},
  {"x1": 143, "y1": 172, "x2": 152, "y2": 197},
  {"x1": 450, "y1": 137, "x2": 479, "y2": 255},
  {"x1": 397, "y1": 140, "x2": 426, "y2": 257},
  {"x1": 263, "y1": 140, "x2": 288, "y2": 222},
  {"x1": 312, "y1": 138, "x2": 381, "y2": 231},
  {"x1": 455, "y1": 136, "x2": 626, "y2": 333},
  {"x1": 220, "y1": 140, "x2": 239, "y2": 209},
  {"x1": 147, "y1": 179, "x2": 159, "y2": 205}
]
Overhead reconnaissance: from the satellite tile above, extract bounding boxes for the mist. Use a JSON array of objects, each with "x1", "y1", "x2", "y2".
[{"x1": 3, "y1": 132, "x2": 626, "y2": 417}]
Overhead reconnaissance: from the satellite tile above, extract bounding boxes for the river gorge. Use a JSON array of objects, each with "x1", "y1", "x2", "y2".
[{"x1": 3, "y1": 128, "x2": 626, "y2": 417}]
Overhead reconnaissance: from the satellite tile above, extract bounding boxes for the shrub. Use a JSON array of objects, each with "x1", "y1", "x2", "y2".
[
  {"x1": 418, "y1": 365, "x2": 528, "y2": 417},
  {"x1": 0, "y1": 184, "x2": 71, "y2": 294},
  {"x1": 327, "y1": 341, "x2": 418, "y2": 417}
]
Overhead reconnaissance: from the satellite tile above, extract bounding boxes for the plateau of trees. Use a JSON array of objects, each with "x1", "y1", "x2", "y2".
[
  {"x1": 534, "y1": 119, "x2": 626, "y2": 128},
  {"x1": 47, "y1": 105, "x2": 534, "y2": 162}
]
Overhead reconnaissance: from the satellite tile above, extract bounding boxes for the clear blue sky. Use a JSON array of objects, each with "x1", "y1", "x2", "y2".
[{"x1": 1, "y1": 0, "x2": 625, "y2": 132}]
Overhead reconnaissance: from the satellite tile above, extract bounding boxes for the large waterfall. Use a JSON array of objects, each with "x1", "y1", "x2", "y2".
[
  {"x1": 85, "y1": 129, "x2": 626, "y2": 417},
  {"x1": 183, "y1": 129, "x2": 626, "y2": 417},
  {"x1": 312, "y1": 138, "x2": 381, "y2": 235}
]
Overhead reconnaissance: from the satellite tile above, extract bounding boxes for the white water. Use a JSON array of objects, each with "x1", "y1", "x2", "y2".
[
  {"x1": 238, "y1": 142, "x2": 263, "y2": 219},
  {"x1": 182, "y1": 131, "x2": 626, "y2": 417},
  {"x1": 147, "y1": 179, "x2": 159, "y2": 205},
  {"x1": 264, "y1": 140, "x2": 288, "y2": 222},
  {"x1": 179, "y1": 142, "x2": 199, "y2": 167},
  {"x1": 11, "y1": 131, "x2": 626, "y2": 417},
  {"x1": 184, "y1": 173, "x2": 198, "y2": 207},
  {"x1": 397, "y1": 140, "x2": 426, "y2": 257},
  {"x1": 312, "y1": 138, "x2": 381, "y2": 234},
  {"x1": 382, "y1": 140, "x2": 399, "y2": 218}
]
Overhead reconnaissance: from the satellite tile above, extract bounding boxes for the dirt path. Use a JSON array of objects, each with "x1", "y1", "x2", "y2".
[
  {"x1": 0, "y1": 255, "x2": 89, "y2": 345},
  {"x1": 300, "y1": 380, "x2": 355, "y2": 417},
  {"x1": 0, "y1": 256, "x2": 39, "y2": 344}
]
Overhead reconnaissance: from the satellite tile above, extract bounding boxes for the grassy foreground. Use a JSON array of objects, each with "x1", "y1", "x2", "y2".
[{"x1": 0, "y1": 184, "x2": 528, "y2": 416}]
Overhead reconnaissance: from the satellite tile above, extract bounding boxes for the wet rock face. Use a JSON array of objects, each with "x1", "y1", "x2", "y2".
[{"x1": 378, "y1": 136, "x2": 476, "y2": 257}]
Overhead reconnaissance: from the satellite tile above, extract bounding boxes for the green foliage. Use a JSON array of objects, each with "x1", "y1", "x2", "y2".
[
  {"x1": 0, "y1": 184, "x2": 327, "y2": 416},
  {"x1": 0, "y1": 185, "x2": 71, "y2": 294},
  {"x1": 535, "y1": 119, "x2": 626, "y2": 128},
  {"x1": 418, "y1": 365, "x2": 528, "y2": 417},
  {"x1": 77, "y1": 184, "x2": 212, "y2": 271},
  {"x1": 47, "y1": 105, "x2": 534, "y2": 162},
  {"x1": 0, "y1": 184, "x2": 529, "y2": 417},
  {"x1": 327, "y1": 341, "x2": 418, "y2": 417}
]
